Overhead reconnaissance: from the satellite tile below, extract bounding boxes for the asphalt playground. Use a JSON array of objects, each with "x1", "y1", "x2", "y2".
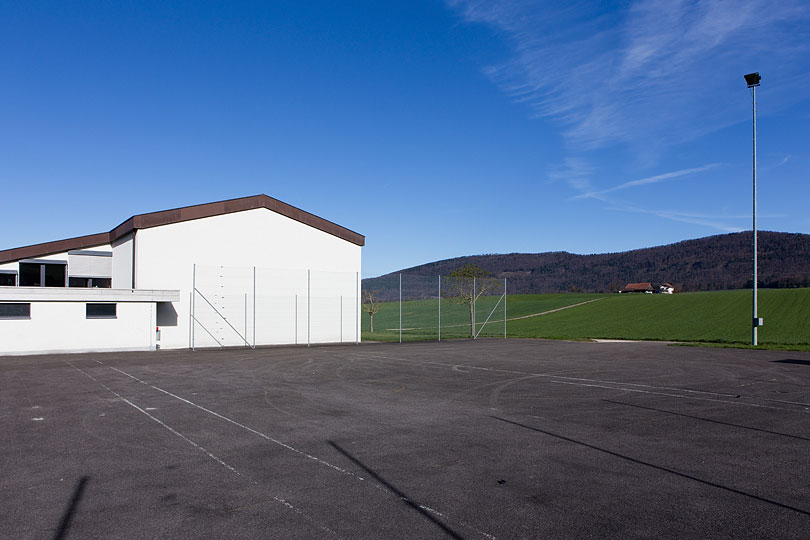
[{"x1": 2, "y1": 339, "x2": 809, "y2": 539}]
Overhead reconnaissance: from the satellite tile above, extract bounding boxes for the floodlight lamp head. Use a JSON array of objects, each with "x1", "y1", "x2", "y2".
[{"x1": 744, "y1": 72, "x2": 761, "y2": 87}]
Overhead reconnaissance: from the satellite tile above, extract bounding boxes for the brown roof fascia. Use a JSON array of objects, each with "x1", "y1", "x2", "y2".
[
  {"x1": 0, "y1": 194, "x2": 364, "y2": 264},
  {"x1": 0, "y1": 232, "x2": 112, "y2": 265}
]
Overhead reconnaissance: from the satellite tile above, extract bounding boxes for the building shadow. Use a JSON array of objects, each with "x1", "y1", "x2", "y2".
[
  {"x1": 53, "y1": 476, "x2": 89, "y2": 540},
  {"x1": 327, "y1": 441, "x2": 467, "y2": 540}
]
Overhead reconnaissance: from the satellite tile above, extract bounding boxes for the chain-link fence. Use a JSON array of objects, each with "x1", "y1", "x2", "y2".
[
  {"x1": 191, "y1": 264, "x2": 359, "y2": 349},
  {"x1": 361, "y1": 274, "x2": 506, "y2": 342}
]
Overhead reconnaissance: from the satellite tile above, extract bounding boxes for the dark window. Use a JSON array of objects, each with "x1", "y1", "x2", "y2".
[
  {"x1": 44, "y1": 264, "x2": 66, "y2": 287},
  {"x1": 69, "y1": 277, "x2": 112, "y2": 288},
  {"x1": 0, "y1": 303, "x2": 30, "y2": 319},
  {"x1": 69, "y1": 277, "x2": 90, "y2": 288},
  {"x1": 0, "y1": 273, "x2": 16, "y2": 287},
  {"x1": 19, "y1": 263, "x2": 41, "y2": 286},
  {"x1": 19, "y1": 261, "x2": 66, "y2": 287},
  {"x1": 86, "y1": 303, "x2": 116, "y2": 318}
]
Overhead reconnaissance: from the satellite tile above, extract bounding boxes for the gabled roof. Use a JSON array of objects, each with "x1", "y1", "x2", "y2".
[
  {"x1": 0, "y1": 194, "x2": 364, "y2": 264},
  {"x1": 623, "y1": 282, "x2": 654, "y2": 291}
]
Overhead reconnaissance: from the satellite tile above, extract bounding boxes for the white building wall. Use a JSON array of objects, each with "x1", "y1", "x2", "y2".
[
  {"x1": 112, "y1": 234, "x2": 134, "y2": 288},
  {"x1": 134, "y1": 208, "x2": 361, "y2": 349},
  {"x1": 0, "y1": 301, "x2": 155, "y2": 355}
]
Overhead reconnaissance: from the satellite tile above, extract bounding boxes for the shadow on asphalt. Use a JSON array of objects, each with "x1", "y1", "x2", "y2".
[
  {"x1": 53, "y1": 476, "x2": 89, "y2": 540},
  {"x1": 773, "y1": 359, "x2": 810, "y2": 366},
  {"x1": 327, "y1": 441, "x2": 467, "y2": 540},
  {"x1": 490, "y1": 416, "x2": 810, "y2": 518},
  {"x1": 602, "y1": 399, "x2": 810, "y2": 442}
]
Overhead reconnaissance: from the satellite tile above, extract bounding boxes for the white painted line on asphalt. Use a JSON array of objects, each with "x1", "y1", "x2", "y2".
[
  {"x1": 103, "y1": 363, "x2": 356, "y2": 477},
  {"x1": 99, "y1": 361, "x2": 498, "y2": 540},
  {"x1": 65, "y1": 361, "x2": 343, "y2": 539},
  {"x1": 366, "y1": 354, "x2": 810, "y2": 414}
]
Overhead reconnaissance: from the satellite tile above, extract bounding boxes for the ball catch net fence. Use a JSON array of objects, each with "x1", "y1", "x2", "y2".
[{"x1": 361, "y1": 274, "x2": 506, "y2": 342}]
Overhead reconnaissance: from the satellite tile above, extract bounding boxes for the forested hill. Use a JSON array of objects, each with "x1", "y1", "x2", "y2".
[{"x1": 365, "y1": 231, "x2": 810, "y2": 294}]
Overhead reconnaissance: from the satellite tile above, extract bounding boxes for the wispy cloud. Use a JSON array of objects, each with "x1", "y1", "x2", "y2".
[
  {"x1": 609, "y1": 205, "x2": 743, "y2": 232},
  {"x1": 448, "y1": 0, "x2": 810, "y2": 150},
  {"x1": 606, "y1": 204, "x2": 786, "y2": 232},
  {"x1": 547, "y1": 157, "x2": 596, "y2": 194},
  {"x1": 573, "y1": 163, "x2": 720, "y2": 199}
]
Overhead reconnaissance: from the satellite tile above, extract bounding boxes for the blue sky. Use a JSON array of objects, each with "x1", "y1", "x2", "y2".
[{"x1": 1, "y1": 0, "x2": 808, "y2": 278}]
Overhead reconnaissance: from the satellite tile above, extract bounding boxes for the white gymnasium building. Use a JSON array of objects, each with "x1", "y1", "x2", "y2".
[{"x1": 0, "y1": 195, "x2": 364, "y2": 355}]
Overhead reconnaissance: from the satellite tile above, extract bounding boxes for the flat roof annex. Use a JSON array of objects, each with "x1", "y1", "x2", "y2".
[{"x1": 0, "y1": 195, "x2": 365, "y2": 264}]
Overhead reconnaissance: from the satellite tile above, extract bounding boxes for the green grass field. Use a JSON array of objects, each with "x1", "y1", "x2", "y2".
[{"x1": 362, "y1": 288, "x2": 810, "y2": 348}]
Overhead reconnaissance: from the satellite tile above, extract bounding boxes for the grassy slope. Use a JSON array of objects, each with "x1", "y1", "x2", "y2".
[
  {"x1": 507, "y1": 288, "x2": 810, "y2": 345},
  {"x1": 362, "y1": 289, "x2": 810, "y2": 345}
]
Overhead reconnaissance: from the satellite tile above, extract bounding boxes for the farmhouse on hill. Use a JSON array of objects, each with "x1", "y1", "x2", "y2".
[
  {"x1": 0, "y1": 194, "x2": 364, "y2": 355},
  {"x1": 621, "y1": 282, "x2": 654, "y2": 293}
]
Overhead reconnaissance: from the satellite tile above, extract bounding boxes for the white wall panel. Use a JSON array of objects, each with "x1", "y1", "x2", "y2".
[
  {"x1": 135, "y1": 208, "x2": 361, "y2": 349},
  {"x1": 0, "y1": 301, "x2": 155, "y2": 355}
]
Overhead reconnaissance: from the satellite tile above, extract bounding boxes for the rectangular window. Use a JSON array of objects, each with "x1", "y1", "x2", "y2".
[
  {"x1": 69, "y1": 277, "x2": 113, "y2": 288},
  {"x1": 44, "y1": 263, "x2": 66, "y2": 287},
  {"x1": 0, "y1": 303, "x2": 30, "y2": 319},
  {"x1": 19, "y1": 261, "x2": 66, "y2": 287},
  {"x1": 86, "y1": 303, "x2": 116, "y2": 319},
  {"x1": 19, "y1": 263, "x2": 41, "y2": 286},
  {"x1": 0, "y1": 272, "x2": 16, "y2": 287}
]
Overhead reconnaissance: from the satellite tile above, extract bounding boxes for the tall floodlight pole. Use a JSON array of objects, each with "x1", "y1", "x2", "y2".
[{"x1": 745, "y1": 72, "x2": 762, "y2": 346}]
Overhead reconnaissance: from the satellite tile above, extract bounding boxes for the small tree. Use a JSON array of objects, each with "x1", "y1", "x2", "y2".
[
  {"x1": 362, "y1": 290, "x2": 381, "y2": 333},
  {"x1": 448, "y1": 264, "x2": 495, "y2": 338}
]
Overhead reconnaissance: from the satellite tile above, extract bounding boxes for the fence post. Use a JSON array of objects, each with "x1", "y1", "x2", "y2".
[
  {"x1": 356, "y1": 271, "x2": 359, "y2": 345},
  {"x1": 438, "y1": 275, "x2": 441, "y2": 342},
  {"x1": 188, "y1": 291, "x2": 193, "y2": 350},
  {"x1": 504, "y1": 278, "x2": 507, "y2": 339},
  {"x1": 295, "y1": 294, "x2": 298, "y2": 345},
  {"x1": 473, "y1": 276, "x2": 476, "y2": 340},
  {"x1": 307, "y1": 269, "x2": 311, "y2": 347},
  {"x1": 253, "y1": 266, "x2": 256, "y2": 349},
  {"x1": 399, "y1": 273, "x2": 402, "y2": 344},
  {"x1": 191, "y1": 264, "x2": 196, "y2": 351},
  {"x1": 340, "y1": 295, "x2": 343, "y2": 343},
  {"x1": 244, "y1": 293, "x2": 248, "y2": 348}
]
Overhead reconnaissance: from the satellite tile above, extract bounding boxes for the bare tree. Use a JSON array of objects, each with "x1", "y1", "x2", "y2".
[
  {"x1": 448, "y1": 264, "x2": 496, "y2": 338},
  {"x1": 362, "y1": 290, "x2": 381, "y2": 333}
]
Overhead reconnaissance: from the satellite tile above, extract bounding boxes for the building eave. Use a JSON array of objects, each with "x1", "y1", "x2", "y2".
[{"x1": 0, "y1": 194, "x2": 365, "y2": 264}]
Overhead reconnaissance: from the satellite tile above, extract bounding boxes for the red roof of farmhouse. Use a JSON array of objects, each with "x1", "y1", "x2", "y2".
[{"x1": 623, "y1": 282, "x2": 654, "y2": 291}]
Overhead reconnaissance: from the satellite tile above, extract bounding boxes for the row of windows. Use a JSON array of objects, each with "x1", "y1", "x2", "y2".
[
  {"x1": 0, "y1": 303, "x2": 117, "y2": 319},
  {"x1": 1, "y1": 262, "x2": 112, "y2": 288}
]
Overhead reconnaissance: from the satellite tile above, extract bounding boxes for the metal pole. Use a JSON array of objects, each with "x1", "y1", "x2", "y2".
[
  {"x1": 191, "y1": 264, "x2": 196, "y2": 351},
  {"x1": 438, "y1": 275, "x2": 441, "y2": 342},
  {"x1": 340, "y1": 295, "x2": 343, "y2": 343},
  {"x1": 307, "y1": 269, "x2": 311, "y2": 347},
  {"x1": 356, "y1": 272, "x2": 359, "y2": 344},
  {"x1": 295, "y1": 294, "x2": 298, "y2": 345},
  {"x1": 752, "y1": 84, "x2": 758, "y2": 347},
  {"x1": 473, "y1": 276, "x2": 476, "y2": 340},
  {"x1": 503, "y1": 278, "x2": 506, "y2": 339},
  {"x1": 253, "y1": 267, "x2": 256, "y2": 349},
  {"x1": 245, "y1": 293, "x2": 248, "y2": 348},
  {"x1": 399, "y1": 273, "x2": 402, "y2": 344},
  {"x1": 188, "y1": 291, "x2": 193, "y2": 349}
]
